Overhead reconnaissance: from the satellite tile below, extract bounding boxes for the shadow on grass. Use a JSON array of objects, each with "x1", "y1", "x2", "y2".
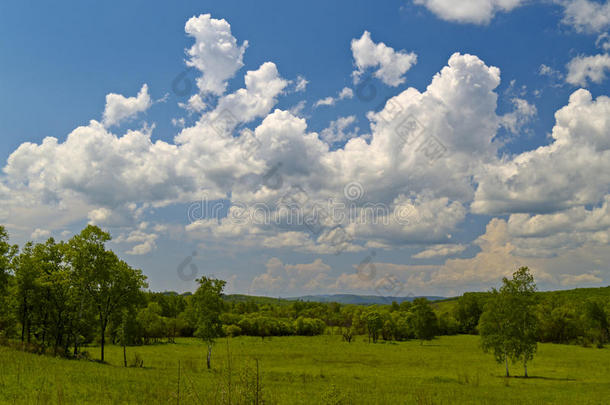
[{"x1": 499, "y1": 375, "x2": 577, "y2": 381}]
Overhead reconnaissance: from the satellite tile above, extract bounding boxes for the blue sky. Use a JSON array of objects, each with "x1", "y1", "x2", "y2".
[{"x1": 1, "y1": 0, "x2": 609, "y2": 296}]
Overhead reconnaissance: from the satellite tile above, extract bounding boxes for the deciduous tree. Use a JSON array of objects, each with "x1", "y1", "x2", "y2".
[
  {"x1": 480, "y1": 266, "x2": 538, "y2": 377},
  {"x1": 192, "y1": 276, "x2": 226, "y2": 369},
  {"x1": 412, "y1": 298, "x2": 437, "y2": 345},
  {"x1": 65, "y1": 226, "x2": 147, "y2": 362}
]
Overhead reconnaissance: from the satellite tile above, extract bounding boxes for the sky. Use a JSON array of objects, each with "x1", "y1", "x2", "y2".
[{"x1": 1, "y1": 0, "x2": 609, "y2": 297}]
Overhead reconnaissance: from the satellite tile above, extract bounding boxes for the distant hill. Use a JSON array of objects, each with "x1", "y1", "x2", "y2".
[
  {"x1": 432, "y1": 286, "x2": 610, "y2": 314},
  {"x1": 222, "y1": 293, "x2": 445, "y2": 305},
  {"x1": 288, "y1": 294, "x2": 445, "y2": 305},
  {"x1": 195, "y1": 286, "x2": 610, "y2": 308},
  {"x1": 223, "y1": 294, "x2": 295, "y2": 305}
]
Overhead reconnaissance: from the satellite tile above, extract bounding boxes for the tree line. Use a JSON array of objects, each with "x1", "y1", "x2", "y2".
[{"x1": 1, "y1": 226, "x2": 608, "y2": 374}]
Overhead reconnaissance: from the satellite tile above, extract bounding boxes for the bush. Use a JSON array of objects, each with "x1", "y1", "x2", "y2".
[
  {"x1": 295, "y1": 317, "x2": 326, "y2": 336},
  {"x1": 222, "y1": 324, "x2": 242, "y2": 337}
]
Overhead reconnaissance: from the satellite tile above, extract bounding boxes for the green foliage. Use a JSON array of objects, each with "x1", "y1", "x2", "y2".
[
  {"x1": 0, "y1": 226, "x2": 16, "y2": 337},
  {"x1": 192, "y1": 276, "x2": 226, "y2": 368},
  {"x1": 412, "y1": 298, "x2": 438, "y2": 344},
  {"x1": 0, "y1": 225, "x2": 146, "y2": 361},
  {"x1": 365, "y1": 310, "x2": 383, "y2": 343},
  {"x1": 295, "y1": 316, "x2": 325, "y2": 336},
  {"x1": 192, "y1": 276, "x2": 226, "y2": 344},
  {"x1": 65, "y1": 226, "x2": 147, "y2": 362},
  {"x1": 583, "y1": 299, "x2": 609, "y2": 347},
  {"x1": 480, "y1": 267, "x2": 538, "y2": 377},
  {"x1": 455, "y1": 293, "x2": 483, "y2": 334}
]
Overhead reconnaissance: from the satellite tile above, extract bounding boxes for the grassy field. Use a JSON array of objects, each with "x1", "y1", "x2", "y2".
[{"x1": 1, "y1": 335, "x2": 609, "y2": 404}]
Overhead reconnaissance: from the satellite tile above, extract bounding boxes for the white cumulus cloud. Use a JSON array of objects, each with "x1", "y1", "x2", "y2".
[
  {"x1": 351, "y1": 31, "x2": 417, "y2": 86},
  {"x1": 185, "y1": 14, "x2": 248, "y2": 95},
  {"x1": 102, "y1": 84, "x2": 151, "y2": 127},
  {"x1": 566, "y1": 53, "x2": 610, "y2": 86},
  {"x1": 413, "y1": 0, "x2": 527, "y2": 25}
]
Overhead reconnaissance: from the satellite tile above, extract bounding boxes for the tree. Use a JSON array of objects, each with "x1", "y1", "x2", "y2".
[
  {"x1": 137, "y1": 302, "x2": 166, "y2": 343},
  {"x1": 0, "y1": 226, "x2": 17, "y2": 337},
  {"x1": 365, "y1": 310, "x2": 383, "y2": 343},
  {"x1": 455, "y1": 293, "x2": 483, "y2": 334},
  {"x1": 33, "y1": 238, "x2": 71, "y2": 353},
  {"x1": 412, "y1": 298, "x2": 437, "y2": 345},
  {"x1": 583, "y1": 299, "x2": 609, "y2": 348},
  {"x1": 192, "y1": 276, "x2": 226, "y2": 369},
  {"x1": 480, "y1": 266, "x2": 538, "y2": 377},
  {"x1": 118, "y1": 309, "x2": 139, "y2": 367},
  {"x1": 13, "y1": 242, "x2": 39, "y2": 343},
  {"x1": 65, "y1": 226, "x2": 147, "y2": 362},
  {"x1": 0, "y1": 226, "x2": 14, "y2": 292}
]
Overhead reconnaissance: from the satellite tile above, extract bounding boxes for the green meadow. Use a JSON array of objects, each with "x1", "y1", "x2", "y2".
[{"x1": 1, "y1": 335, "x2": 609, "y2": 404}]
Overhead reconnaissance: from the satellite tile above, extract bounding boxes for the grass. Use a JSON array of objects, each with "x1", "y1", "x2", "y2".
[{"x1": 1, "y1": 335, "x2": 609, "y2": 404}]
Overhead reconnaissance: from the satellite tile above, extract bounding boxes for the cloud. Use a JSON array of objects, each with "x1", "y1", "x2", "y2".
[
  {"x1": 560, "y1": 0, "x2": 610, "y2": 33},
  {"x1": 473, "y1": 89, "x2": 610, "y2": 216},
  {"x1": 314, "y1": 97, "x2": 334, "y2": 107},
  {"x1": 250, "y1": 257, "x2": 331, "y2": 294},
  {"x1": 500, "y1": 98, "x2": 537, "y2": 134},
  {"x1": 1, "y1": 51, "x2": 503, "y2": 252},
  {"x1": 413, "y1": 0, "x2": 609, "y2": 33},
  {"x1": 597, "y1": 33, "x2": 610, "y2": 51},
  {"x1": 185, "y1": 14, "x2": 248, "y2": 95},
  {"x1": 560, "y1": 271, "x2": 603, "y2": 286},
  {"x1": 539, "y1": 64, "x2": 563, "y2": 79},
  {"x1": 314, "y1": 87, "x2": 353, "y2": 108},
  {"x1": 179, "y1": 94, "x2": 207, "y2": 113},
  {"x1": 538, "y1": 64, "x2": 565, "y2": 88},
  {"x1": 289, "y1": 100, "x2": 307, "y2": 116},
  {"x1": 339, "y1": 87, "x2": 354, "y2": 99},
  {"x1": 102, "y1": 84, "x2": 151, "y2": 127},
  {"x1": 320, "y1": 116, "x2": 359, "y2": 144},
  {"x1": 31, "y1": 228, "x2": 50, "y2": 240},
  {"x1": 349, "y1": 217, "x2": 607, "y2": 295},
  {"x1": 413, "y1": 0, "x2": 527, "y2": 25},
  {"x1": 88, "y1": 207, "x2": 114, "y2": 225},
  {"x1": 295, "y1": 75, "x2": 309, "y2": 92},
  {"x1": 412, "y1": 244, "x2": 467, "y2": 259},
  {"x1": 115, "y1": 225, "x2": 159, "y2": 255},
  {"x1": 351, "y1": 31, "x2": 417, "y2": 86},
  {"x1": 504, "y1": 195, "x2": 610, "y2": 257},
  {"x1": 566, "y1": 53, "x2": 610, "y2": 86},
  {"x1": 272, "y1": 216, "x2": 609, "y2": 296}
]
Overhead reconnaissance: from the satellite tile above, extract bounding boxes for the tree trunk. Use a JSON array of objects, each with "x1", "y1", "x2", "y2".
[
  {"x1": 505, "y1": 356, "x2": 509, "y2": 377},
  {"x1": 100, "y1": 315, "x2": 108, "y2": 363},
  {"x1": 206, "y1": 344, "x2": 212, "y2": 369},
  {"x1": 20, "y1": 297, "x2": 27, "y2": 343},
  {"x1": 73, "y1": 334, "x2": 79, "y2": 357},
  {"x1": 123, "y1": 343, "x2": 127, "y2": 367},
  {"x1": 100, "y1": 321, "x2": 106, "y2": 363},
  {"x1": 524, "y1": 360, "x2": 528, "y2": 378}
]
